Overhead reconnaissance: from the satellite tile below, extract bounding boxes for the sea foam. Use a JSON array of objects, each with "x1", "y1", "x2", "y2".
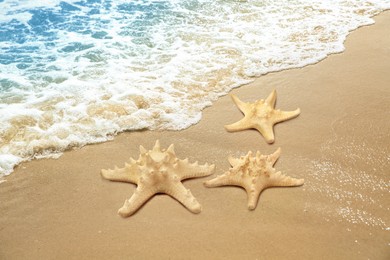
[{"x1": 1, "y1": 0, "x2": 389, "y2": 177}]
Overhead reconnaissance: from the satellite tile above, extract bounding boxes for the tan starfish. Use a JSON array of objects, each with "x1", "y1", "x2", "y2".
[
  {"x1": 204, "y1": 148, "x2": 304, "y2": 210},
  {"x1": 225, "y1": 90, "x2": 300, "y2": 143},
  {"x1": 101, "y1": 140, "x2": 215, "y2": 217}
]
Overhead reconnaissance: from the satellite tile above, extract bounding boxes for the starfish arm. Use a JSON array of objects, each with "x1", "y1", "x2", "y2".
[
  {"x1": 152, "y1": 140, "x2": 161, "y2": 151},
  {"x1": 272, "y1": 108, "x2": 300, "y2": 124},
  {"x1": 265, "y1": 90, "x2": 277, "y2": 108},
  {"x1": 139, "y1": 145, "x2": 147, "y2": 154},
  {"x1": 204, "y1": 173, "x2": 244, "y2": 188},
  {"x1": 166, "y1": 144, "x2": 176, "y2": 156},
  {"x1": 268, "y1": 171, "x2": 304, "y2": 187},
  {"x1": 101, "y1": 164, "x2": 139, "y2": 184},
  {"x1": 268, "y1": 147, "x2": 281, "y2": 166},
  {"x1": 118, "y1": 185, "x2": 157, "y2": 217},
  {"x1": 254, "y1": 123, "x2": 275, "y2": 144},
  {"x1": 230, "y1": 94, "x2": 251, "y2": 113},
  {"x1": 176, "y1": 160, "x2": 215, "y2": 180},
  {"x1": 246, "y1": 187, "x2": 263, "y2": 210},
  {"x1": 165, "y1": 182, "x2": 202, "y2": 214},
  {"x1": 224, "y1": 117, "x2": 253, "y2": 132}
]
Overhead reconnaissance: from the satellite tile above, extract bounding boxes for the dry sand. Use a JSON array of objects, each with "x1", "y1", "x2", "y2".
[{"x1": 1, "y1": 11, "x2": 389, "y2": 260}]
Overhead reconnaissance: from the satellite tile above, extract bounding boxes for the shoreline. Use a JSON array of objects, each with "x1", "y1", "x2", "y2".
[
  {"x1": 1, "y1": 11, "x2": 389, "y2": 259},
  {"x1": 1, "y1": 9, "x2": 389, "y2": 179}
]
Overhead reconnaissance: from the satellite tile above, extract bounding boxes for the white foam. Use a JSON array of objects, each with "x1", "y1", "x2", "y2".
[
  {"x1": 0, "y1": 154, "x2": 22, "y2": 176},
  {"x1": 1, "y1": 0, "x2": 390, "y2": 176}
]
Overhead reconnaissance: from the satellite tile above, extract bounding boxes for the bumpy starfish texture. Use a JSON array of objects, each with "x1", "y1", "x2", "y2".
[
  {"x1": 101, "y1": 140, "x2": 215, "y2": 217},
  {"x1": 225, "y1": 90, "x2": 300, "y2": 143},
  {"x1": 204, "y1": 148, "x2": 304, "y2": 210}
]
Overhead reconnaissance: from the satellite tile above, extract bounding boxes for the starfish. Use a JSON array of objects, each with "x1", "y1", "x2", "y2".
[
  {"x1": 204, "y1": 148, "x2": 304, "y2": 210},
  {"x1": 101, "y1": 140, "x2": 215, "y2": 217},
  {"x1": 224, "y1": 90, "x2": 300, "y2": 143}
]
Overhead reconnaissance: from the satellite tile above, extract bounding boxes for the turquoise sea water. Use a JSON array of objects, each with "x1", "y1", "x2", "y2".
[{"x1": 0, "y1": 0, "x2": 389, "y2": 177}]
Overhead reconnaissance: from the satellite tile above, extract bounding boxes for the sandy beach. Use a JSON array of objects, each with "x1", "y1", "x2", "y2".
[{"x1": 1, "y1": 11, "x2": 389, "y2": 260}]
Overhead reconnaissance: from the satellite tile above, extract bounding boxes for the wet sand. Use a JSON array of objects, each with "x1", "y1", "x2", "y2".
[{"x1": 1, "y1": 11, "x2": 389, "y2": 260}]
